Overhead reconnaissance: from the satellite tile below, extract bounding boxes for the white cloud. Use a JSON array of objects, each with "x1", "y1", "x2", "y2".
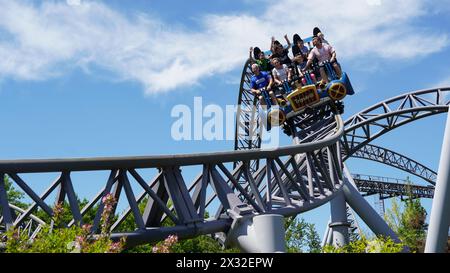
[
  {"x1": 0, "y1": 0, "x2": 448, "y2": 94},
  {"x1": 431, "y1": 75, "x2": 450, "y2": 89}
]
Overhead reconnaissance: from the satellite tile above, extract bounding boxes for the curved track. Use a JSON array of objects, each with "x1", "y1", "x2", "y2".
[
  {"x1": 349, "y1": 143, "x2": 437, "y2": 185},
  {"x1": 0, "y1": 113, "x2": 344, "y2": 248},
  {"x1": 342, "y1": 87, "x2": 450, "y2": 158}
]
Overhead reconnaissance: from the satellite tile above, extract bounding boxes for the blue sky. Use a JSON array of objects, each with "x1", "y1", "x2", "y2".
[{"x1": 1, "y1": 0, "x2": 450, "y2": 240}]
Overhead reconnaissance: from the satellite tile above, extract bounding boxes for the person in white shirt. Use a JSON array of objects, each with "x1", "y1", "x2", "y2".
[{"x1": 271, "y1": 57, "x2": 292, "y2": 86}]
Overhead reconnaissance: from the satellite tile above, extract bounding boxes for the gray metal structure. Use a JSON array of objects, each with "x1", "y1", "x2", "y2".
[
  {"x1": 352, "y1": 174, "x2": 435, "y2": 199},
  {"x1": 425, "y1": 110, "x2": 450, "y2": 253},
  {"x1": 350, "y1": 143, "x2": 437, "y2": 185},
  {"x1": 0, "y1": 115, "x2": 348, "y2": 251},
  {"x1": 1, "y1": 54, "x2": 450, "y2": 252}
]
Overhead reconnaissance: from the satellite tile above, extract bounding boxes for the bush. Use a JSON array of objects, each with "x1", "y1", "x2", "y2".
[
  {"x1": 322, "y1": 236, "x2": 403, "y2": 253},
  {"x1": 4, "y1": 194, "x2": 126, "y2": 253}
]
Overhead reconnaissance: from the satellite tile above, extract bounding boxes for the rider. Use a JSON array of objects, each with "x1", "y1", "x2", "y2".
[
  {"x1": 250, "y1": 64, "x2": 278, "y2": 106},
  {"x1": 313, "y1": 27, "x2": 330, "y2": 45},
  {"x1": 249, "y1": 46, "x2": 272, "y2": 72},
  {"x1": 303, "y1": 36, "x2": 341, "y2": 84},
  {"x1": 270, "y1": 36, "x2": 292, "y2": 66},
  {"x1": 290, "y1": 34, "x2": 309, "y2": 77},
  {"x1": 291, "y1": 34, "x2": 309, "y2": 58},
  {"x1": 272, "y1": 57, "x2": 292, "y2": 86}
]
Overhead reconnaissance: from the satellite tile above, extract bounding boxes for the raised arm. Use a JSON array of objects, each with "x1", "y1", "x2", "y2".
[
  {"x1": 284, "y1": 34, "x2": 291, "y2": 48},
  {"x1": 270, "y1": 36, "x2": 276, "y2": 53},
  {"x1": 249, "y1": 47, "x2": 255, "y2": 63}
]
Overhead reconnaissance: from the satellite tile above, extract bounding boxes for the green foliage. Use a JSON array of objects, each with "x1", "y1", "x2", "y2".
[
  {"x1": 33, "y1": 199, "x2": 99, "y2": 226},
  {"x1": 285, "y1": 216, "x2": 321, "y2": 253},
  {"x1": 2, "y1": 175, "x2": 27, "y2": 208},
  {"x1": 384, "y1": 179, "x2": 428, "y2": 252},
  {"x1": 171, "y1": 235, "x2": 223, "y2": 253},
  {"x1": 119, "y1": 201, "x2": 239, "y2": 253},
  {"x1": 5, "y1": 195, "x2": 125, "y2": 253},
  {"x1": 322, "y1": 236, "x2": 403, "y2": 253}
]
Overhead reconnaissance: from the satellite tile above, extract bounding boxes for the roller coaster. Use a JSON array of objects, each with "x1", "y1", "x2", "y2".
[{"x1": 1, "y1": 56, "x2": 450, "y2": 252}]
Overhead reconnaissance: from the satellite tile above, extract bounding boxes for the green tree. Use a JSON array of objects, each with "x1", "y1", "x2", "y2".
[
  {"x1": 385, "y1": 198, "x2": 427, "y2": 252},
  {"x1": 384, "y1": 178, "x2": 428, "y2": 252},
  {"x1": 285, "y1": 216, "x2": 321, "y2": 253},
  {"x1": 2, "y1": 175, "x2": 27, "y2": 208}
]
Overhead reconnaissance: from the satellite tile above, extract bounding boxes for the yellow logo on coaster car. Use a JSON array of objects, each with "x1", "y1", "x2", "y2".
[
  {"x1": 268, "y1": 108, "x2": 286, "y2": 127},
  {"x1": 327, "y1": 82, "x2": 347, "y2": 101},
  {"x1": 286, "y1": 85, "x2": 320, "y2": 112}
]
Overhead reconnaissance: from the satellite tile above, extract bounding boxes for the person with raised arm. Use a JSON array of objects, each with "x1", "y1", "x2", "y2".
[
  {"x1": 313, "y1": 27, "x2": 330, "y2": 45},
  {"x1": 249, "y1": 46, "x2": 272, "y2": 72},
  {"x1": 269, "y1": 35, "x2": 292, "y2": 66}
]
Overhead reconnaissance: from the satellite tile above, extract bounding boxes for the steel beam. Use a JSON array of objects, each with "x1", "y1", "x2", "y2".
[
  {"x1": 342, "y1": 165, "x2": 401, "y2": 244},
  {"x1": 425, "y1": 109, "x2": 450, "y2": 253}
]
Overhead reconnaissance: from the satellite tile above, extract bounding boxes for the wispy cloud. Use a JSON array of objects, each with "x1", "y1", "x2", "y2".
[
  {"x1": 0, "y1": 0, "x2": 448, "y2": 94},
  {"x1": 429, "y1": 74, "x2": 450, "y2": 89}
]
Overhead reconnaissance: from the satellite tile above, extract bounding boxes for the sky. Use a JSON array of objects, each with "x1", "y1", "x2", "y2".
[{"x1": 1, "y1": 0, "x2": 450, "y2": 241}]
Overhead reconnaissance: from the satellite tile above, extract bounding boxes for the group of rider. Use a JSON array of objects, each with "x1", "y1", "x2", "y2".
[{"x1": 250, "y1": 27, "x2": 342, "y2": 106}]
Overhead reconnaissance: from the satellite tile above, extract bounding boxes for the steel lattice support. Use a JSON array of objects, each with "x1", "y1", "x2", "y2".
[
  {"x1": 350, "y1": 143, "x2": 437, "y2": 185},
  {"x1": 352, "y1": 174, "x2": 435, "y2": 199},
  {"x1": 0, "y1": 116, "x2": 345, "y2": 250}
]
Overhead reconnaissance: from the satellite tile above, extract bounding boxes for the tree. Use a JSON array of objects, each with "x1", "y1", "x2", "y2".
[
  {"x1": 385, "y1": 198, "x2": 427, "y2": 252},
  {"x1": 285, "y1": 216, "x2": 321, "y2": 253},
  {"x1": 384, "y1": 179, "x2": 428, "y2": 252},
  {"x1": 2, "y1": 175, "x2": 27, "y2": 208}
]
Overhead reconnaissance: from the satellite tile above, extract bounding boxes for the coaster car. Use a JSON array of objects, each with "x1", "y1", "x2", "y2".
[{"x1": 259, "y1": 61, "x2": 354, "y2": 131}]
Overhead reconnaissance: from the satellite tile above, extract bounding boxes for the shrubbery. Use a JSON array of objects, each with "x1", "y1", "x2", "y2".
[{"x1": 4, "y1": 194, "x2": 125, "y2": 253}]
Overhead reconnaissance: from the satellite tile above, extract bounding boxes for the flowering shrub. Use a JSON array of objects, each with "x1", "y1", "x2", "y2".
[
  {"x1": 5, "y1": 193, "x2": 126, "y2": 253},
  {"x1": 152, "y1": 235, "x2": 179, "y2": 253}
]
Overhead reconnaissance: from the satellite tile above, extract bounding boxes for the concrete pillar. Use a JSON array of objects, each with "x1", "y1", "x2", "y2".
[
  {"x1": 321, "y1": 221, "x2": 331, "y2": 247},
  {"x1": 227, "y1": 214, "x2": 286, "y2": 253},
  {"x1": 425, "y1": 109, "x2": 450, "y2": 253},
  {"x1": 330, "y1": 191, "x2": 350, "y2": 247}
]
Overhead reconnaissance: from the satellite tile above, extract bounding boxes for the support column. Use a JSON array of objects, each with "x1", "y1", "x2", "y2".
[
  {"x1": 425, "y1": 109, "x2": 450, "y2": 253},
  {"x1": 342, "y1": 165, "x2": 401, "y2": 244},
  {"x1": 330, "y1": 191, "x2": 350, "y2": 247},
  {"x1": 321, "y1": 220, "x2": 332, "y2": 247},
  {"x1": 227, "y1": 214, "x2": 286, "y2": 253}
]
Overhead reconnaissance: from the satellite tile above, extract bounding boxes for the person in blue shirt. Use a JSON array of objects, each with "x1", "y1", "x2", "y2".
[{"x1": 250, "y1": 63, "x2": 277, "y2": 106}]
